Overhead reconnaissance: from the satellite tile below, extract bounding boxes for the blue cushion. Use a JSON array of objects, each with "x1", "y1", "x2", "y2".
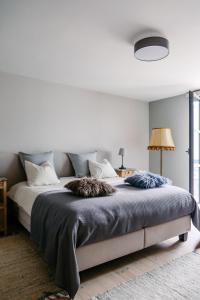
[
  {"x1": 68, "y1": 152, "x2": 97, "y2": 177},
  {"x1": 125, "y1": 172, "x2": 168, "y2": 189},
  {"x1": 19, "y1": 151, "x2": 54, "y2": 170}
]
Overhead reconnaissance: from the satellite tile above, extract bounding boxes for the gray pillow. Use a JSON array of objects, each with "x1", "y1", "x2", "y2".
[
  {"x1": 68, "y1": 152, "x2": 97, "y2": 177},
  {"x1": 19, "y1": 151, "x2": 54, "y2": 170},
  {"x1": 65, "y1": 177, "x2": 116, "y2": 197}
]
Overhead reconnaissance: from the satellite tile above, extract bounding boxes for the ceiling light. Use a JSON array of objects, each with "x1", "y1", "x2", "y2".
[{"x1": 134, "y1": 36, "x2": 169, "y2": 62}]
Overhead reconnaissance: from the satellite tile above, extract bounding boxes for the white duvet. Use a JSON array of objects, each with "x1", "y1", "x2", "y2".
[{"x1": 8, "y1": 177, "x2": 123, "y2": 216}]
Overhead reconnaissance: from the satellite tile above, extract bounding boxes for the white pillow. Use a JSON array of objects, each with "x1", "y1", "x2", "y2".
[
  {"x1": 89, "y1": 159, "x2": 118, "y2": 179},
  {"x1": 25, "y1": 160, "x2": 60, "y2": 186}
]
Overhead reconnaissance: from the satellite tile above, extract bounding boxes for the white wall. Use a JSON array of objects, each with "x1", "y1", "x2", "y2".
[
  {"x1": 0, "y1": 72, "x2": 149, "y2": 170},
  {"x1": 149, "y1": 94, "x2": 189, "y2": 190}
]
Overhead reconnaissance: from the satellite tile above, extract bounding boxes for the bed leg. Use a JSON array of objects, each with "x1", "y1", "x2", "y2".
[{"x1": 179, "y1": 232, "x2": 188, "y2": 242}]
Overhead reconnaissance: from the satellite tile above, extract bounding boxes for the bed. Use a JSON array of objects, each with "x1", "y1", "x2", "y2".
[
  {"x1": 3, "y1": 152, "x2": 199, "y2": 299},
  {"x1": 9, "y1": 176, "x2": 196, "y2": 299}
]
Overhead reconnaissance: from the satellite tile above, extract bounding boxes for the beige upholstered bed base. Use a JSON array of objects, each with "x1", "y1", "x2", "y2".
[{"x1": 18, "y1": 207, "x2": 191, "y2": 272}]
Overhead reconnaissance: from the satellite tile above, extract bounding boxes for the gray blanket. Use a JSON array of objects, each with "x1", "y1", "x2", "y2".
[{"x1": 30, "y1": 184, "x2": 200, "y2": 299}]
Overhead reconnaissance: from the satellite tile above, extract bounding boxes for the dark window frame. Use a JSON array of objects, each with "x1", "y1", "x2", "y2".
[{"x1": 189, "y1": 90, "x2": 200, "y2": 198}]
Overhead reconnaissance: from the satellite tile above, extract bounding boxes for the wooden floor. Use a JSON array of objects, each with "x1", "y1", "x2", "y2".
[{"x1": 75, "y1": 226, "x2": 200, "y2": 299}]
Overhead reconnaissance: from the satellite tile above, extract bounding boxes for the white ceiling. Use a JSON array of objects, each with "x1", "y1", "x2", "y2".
[{"x1": 0, "y1": 0, "x2": 200, "y2": 101}]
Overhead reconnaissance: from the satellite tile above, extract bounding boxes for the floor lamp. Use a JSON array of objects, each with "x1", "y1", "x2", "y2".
[{"x1": 148, "y1": 128, "x2": 176, "y2": 176}]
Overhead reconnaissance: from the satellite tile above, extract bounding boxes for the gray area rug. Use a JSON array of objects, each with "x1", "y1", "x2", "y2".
[{"x1": 91, "y1": 252, "x2": 200, "y2": 300}]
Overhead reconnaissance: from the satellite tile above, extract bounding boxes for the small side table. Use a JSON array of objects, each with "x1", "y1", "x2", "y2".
[
  {"x1": 0, "y1": 178, "x2": 7, "y2": 236},
  {"x1": 115, "y1": 169, "x2": 135, "y2": 178}
]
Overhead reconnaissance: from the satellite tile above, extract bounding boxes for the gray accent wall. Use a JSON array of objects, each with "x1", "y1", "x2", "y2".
[
  {"x1": 149, "y1": 94, "x2": 189, "y2": 190},
  {"x1": 0, "y1": 71, "x2": 149, "y2": 172}
]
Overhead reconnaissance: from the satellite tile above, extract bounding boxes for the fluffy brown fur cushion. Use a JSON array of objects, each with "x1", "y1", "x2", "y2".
[{"x1": 65, "y1": 177, "x2": 116, "y2": 197}]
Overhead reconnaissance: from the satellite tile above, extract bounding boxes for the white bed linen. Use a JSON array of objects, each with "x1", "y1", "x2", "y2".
[{"x1": 8, "y1": 177, "x2": 124, "y2": 216}]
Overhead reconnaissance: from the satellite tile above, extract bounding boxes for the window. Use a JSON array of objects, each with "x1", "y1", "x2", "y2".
[{"x1": 189, "y1": 90, "x2": 200, "y2": 201}]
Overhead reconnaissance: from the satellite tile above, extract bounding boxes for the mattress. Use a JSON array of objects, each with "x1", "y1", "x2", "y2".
[{"x1": 8, "y1": 176, "x2": 124, "y2": 217}]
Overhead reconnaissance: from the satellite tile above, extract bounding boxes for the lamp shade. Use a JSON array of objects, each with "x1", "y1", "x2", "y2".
[
  {"x1": 118, "y1": 148, "x2": 125, "y2": 156},
  {"x1": 148, "y1": 128, "x2": 176, "y2": 151}
]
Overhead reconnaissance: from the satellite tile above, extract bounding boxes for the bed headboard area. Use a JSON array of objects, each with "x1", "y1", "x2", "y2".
[{"x1": 0, "y1": 151, "x2": 112, "y2": 188}]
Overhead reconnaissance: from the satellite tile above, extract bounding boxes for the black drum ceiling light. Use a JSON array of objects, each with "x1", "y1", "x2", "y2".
[{"x1": 134, "y1": 36, "x2": 169, "y2": 61}]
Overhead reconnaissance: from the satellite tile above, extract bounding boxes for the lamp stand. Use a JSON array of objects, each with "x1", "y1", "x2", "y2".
[
  {"x1": 160, "y1": 150, "x2": 163, "y2": 176},
  {"x1": 119, "y1": 155, "x2": 126, "y2": 170}
]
